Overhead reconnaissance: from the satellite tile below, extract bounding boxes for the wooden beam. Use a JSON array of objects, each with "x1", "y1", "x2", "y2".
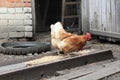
[
  {"x1": 0, "y1": 49, "x2": 113, "y2": 80},
  {"x1": 73, "y1": 60, "x2": 120, "y2": 80}
]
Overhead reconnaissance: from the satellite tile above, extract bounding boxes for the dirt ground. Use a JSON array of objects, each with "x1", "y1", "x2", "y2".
[
  {"x1": 0, "y1": 32, "x2": 120, "y2": 80},
  {"x1": 0, "y1": 32, "x2": 120, "y2": 66},
  {"x1": 35, "y1": 31, "x2": 120, "y2": 60}
]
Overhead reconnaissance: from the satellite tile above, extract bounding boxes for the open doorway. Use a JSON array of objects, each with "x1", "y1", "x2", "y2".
[{"x1": 34, "y1": 0, "x2": 62, "y2": 32}]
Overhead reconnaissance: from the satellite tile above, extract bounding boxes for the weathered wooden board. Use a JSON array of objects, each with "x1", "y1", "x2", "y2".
[
  {"x1": 49, "y1": 61, "x2": 107, "y2": 80},
  {"x1": 73, "y1": 60, "x2": 120, "y2": 80},
  {"x1": 0, "y1": 49, "x2": 113, "y2": 80},
  {"x1": 50, "y1": 60, "x2": 120, "y2": 80},
  {"x1": 111, "y1": 0, "x2": 116, "y2": 32},
  {"x1": 81, "y1": 0, "x2": 89, "y2": 33},
  {"x1": 49, "y1": 60, "x2": 120, "y2": 80},
  {"x1": 115, "y1": 0, "x2": 120, "y2": 33},
  {"x1": 82, "y1": 0, "x2": 120, "y2": 38}
]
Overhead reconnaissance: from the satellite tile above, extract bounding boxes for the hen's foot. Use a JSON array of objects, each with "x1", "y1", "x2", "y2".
[
  {"x1": 65, "y1": 54, "x2": 71, "y2": 58},
  {"x1": 56, "y1": 50, "x2": 64, "y2": 55}
]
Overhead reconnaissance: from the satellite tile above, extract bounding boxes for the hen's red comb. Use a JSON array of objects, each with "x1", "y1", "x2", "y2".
[{"x1": 86, "y1": 32, "x2": 91, "y2": 40}]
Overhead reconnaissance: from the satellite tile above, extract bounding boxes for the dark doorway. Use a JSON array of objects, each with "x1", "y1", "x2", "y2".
[{"x1": 34, "y1": 0, "x2": 62, "y2": 32}]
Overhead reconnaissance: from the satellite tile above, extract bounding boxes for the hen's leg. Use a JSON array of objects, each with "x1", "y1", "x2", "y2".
[
  {"x1": 63, "y1": 53, "x2": 71, "y2": 58},
  {"x1": 78, "y1": 48, "x2": 89, "y2": 55},
  {"x1": 79, "y1": 47, "x2": 83, "y2": 51},
  {"x1": 67, "y1": 54, "x2": 71, "y2": 57},
  {"x1": 56, "y1": 50, "x2": 61, "y2": 55},
  {"x1": 56, "y1": 50, "x2": 64, "y2": 55}
]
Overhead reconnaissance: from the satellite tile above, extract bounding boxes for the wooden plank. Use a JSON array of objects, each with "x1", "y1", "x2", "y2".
[
  {"x1": 73, "y1": 60, "x2": 120, "y2": 80},
  {"x1": 0, "y1": 49, "x2": 113, "y2": 80},
  {"x1": 55, "y1": 59, "x2": 111, "y2": 75},
  {"x1": 49, "y1": 59, "x2": 116, "y2": 80},
  {"x1": 64, "y1": 15, "x2": 79, "y2": 18},
  {"x1": 65, "y1": 2, "x2": 80, "y2": 5},
  {"x1": 106, "y1": 0, "x2": 111, "y2": 32},
  {"x1": 61, "y1": 0, "x2": 65, "y2": 23},
  {"x1": 89, "y1": 0, "x2": 102, "y2": 31},
  {"x1": 49, "y1": 61, "x2": 111, "y2": 80},
  {"x1": 111, "y1": 0, "x2": 116, "y2": 32},
  {"x1": 115, "y1": 0, "x2": 120, "y2": 33},
  {"x1": 81, "y1": 0, "x2": 89, "y2": 34},
  {"x1": 98, "y1": 0, "x2": 102, "y2": 31},
  {"x1": 31, "y1": 0, "x2": 36, "y2": 37},
  {"x1": 78, "y1": 0, "x2": 81, "y2": 34},
  {"x1": 50, "y1": 70, "x2": 93, "y2": 80},
  {"x1": 101, "y1": 0, "x2": 107, "y2": 32},
  {"x1": 90, "y1": 30, "x2": 120, "y2": 38},
  {"x1": 95, "y1": 0, "x2": 100, "y2": 31},
  {"x1": 87, "y1": 0, "x2": 120, "y2": 39},
  {"x1": 89, "y1": 0, "x2": 95, "y2": 30}
]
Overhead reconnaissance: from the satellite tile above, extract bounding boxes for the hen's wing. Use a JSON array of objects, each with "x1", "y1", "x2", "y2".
[
  {"x1": 58, "y1": 35, "x2": 88, "y2": 54},
  {"x1": 53, "y1": 22, "x2": 73, "y2": 40}
]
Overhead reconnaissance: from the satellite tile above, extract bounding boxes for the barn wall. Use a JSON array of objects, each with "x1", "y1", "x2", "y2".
[
  {"x1": 0, "y1": 0, "x2": 33, "y2": 39},
  {"x1": 81, "y1": 0, "x2": 89, "y2": 34},
  {"x1": 82, "y1": 0, "x2": 120, "y2": 39}
]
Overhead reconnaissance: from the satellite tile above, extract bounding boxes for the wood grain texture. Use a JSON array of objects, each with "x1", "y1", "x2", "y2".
[{"x1": 82, "y1": 0, "x2": 120, "y2": 38}]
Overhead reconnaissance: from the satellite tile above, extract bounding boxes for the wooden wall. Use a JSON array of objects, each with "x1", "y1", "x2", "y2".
[
  {"x1": 81, "y1": 0, "x2": 89, "y2": 34},
  {"x1": 82, "y1": 0, "x2": 120, "y2": 38}
]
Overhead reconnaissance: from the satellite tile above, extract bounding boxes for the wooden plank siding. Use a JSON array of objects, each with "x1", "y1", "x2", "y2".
[
  {"x1": 115, "y1": 0, "x2": 120, "y2": 33},
  {"x1": 81, "y1": 0, "x2": 89, "y2": 34},
  {"x1": 82, "y1": 0, "x2": 120, "y2": 38},
  {"x1": 111, "y1": 0, "x2": 116, "y2": 33}
]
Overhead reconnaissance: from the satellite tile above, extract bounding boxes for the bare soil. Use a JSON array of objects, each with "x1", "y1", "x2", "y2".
[
  {"x1": 0, "y1": 32, "x2": 120, "y2": 67},
  {"x1": 0, "y1": 32, "x2": 120, "y2": 80}
]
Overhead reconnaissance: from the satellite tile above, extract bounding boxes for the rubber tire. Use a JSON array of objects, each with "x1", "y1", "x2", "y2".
[{"x1": 0, "y1": 42, "x2": 50, "y2": 55}]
